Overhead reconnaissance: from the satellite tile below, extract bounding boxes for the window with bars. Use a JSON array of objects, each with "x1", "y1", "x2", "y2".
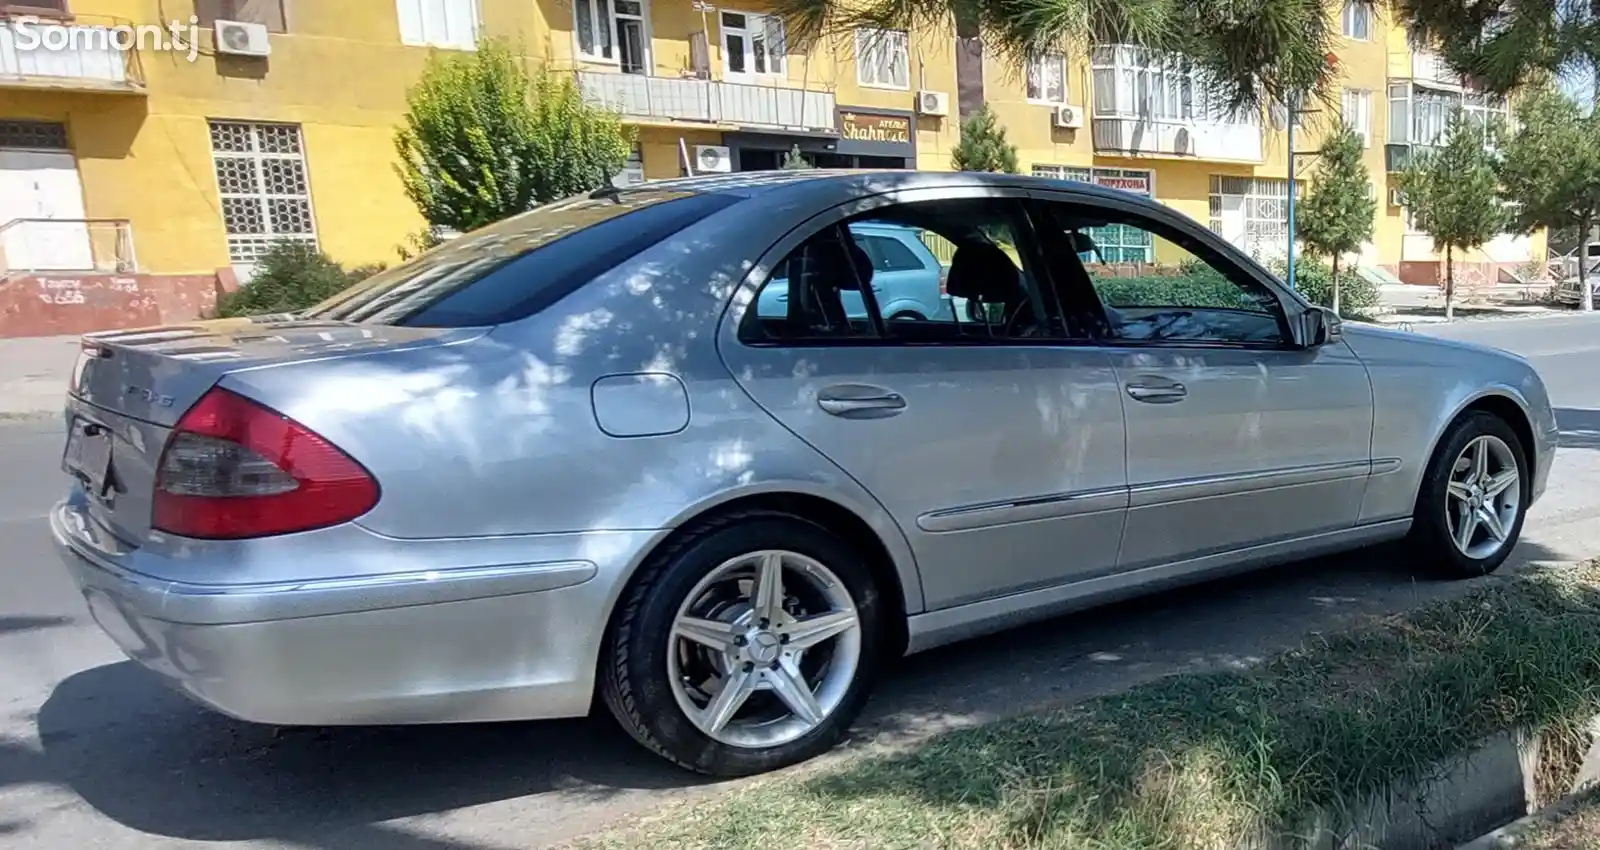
[
  {"x1": 1032, "y1": 164, "x2": 1155, "y2": 262},
  {"x1": 0, "y1": 120, "x2": 69, "y2": 150},
  {"x1": 1208, "y1": 175, "x2": 1293, "y2": 261},
  {"x1": 209, "y1": 121, "x2": 318, "y2": 264}
]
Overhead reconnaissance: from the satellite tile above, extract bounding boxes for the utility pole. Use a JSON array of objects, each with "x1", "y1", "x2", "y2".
[{"x1": 1287, "y1": 95, "x2": 1298, "y2": 291}]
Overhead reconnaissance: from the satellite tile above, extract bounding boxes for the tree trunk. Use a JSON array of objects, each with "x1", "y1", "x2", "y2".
[
  {"x1": 1331, "y1": 253, "x2": 1341, "y2": 316},
  {"x1": 1445, "y1": 245, "x2": 1455, "y2": 321},
  {"x1": 1582, "y1": 214, "x2": 1593, "y2": 313}
]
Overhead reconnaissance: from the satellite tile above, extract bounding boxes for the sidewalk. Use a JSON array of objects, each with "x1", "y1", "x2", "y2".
[
  {"x1": 1373, "y1": 283, "x2": 1567, "y2": 325},
  {"x1": 0, "y1": 335, "x2": 78, "y2": 419}
]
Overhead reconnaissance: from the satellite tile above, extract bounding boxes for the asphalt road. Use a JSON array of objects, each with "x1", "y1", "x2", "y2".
[{"x1": 6, "y1": 314, "x2": 1600, "y2": 850}]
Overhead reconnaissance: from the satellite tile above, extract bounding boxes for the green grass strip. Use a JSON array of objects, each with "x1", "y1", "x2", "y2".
[{"x1": 581, "y1": 564, "x2": 1600, "y2": 850}]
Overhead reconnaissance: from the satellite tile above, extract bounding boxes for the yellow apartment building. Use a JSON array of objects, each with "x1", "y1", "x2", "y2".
[
  {"x1": 982, "y1": 1, "x2": 1544, "y2": 284},
  {"x1": 0, "y1": 0, "x2": 1543, "y2": 335},
  {"x1": 0, "y1": 0, "x2": 956, "y2": 317}
]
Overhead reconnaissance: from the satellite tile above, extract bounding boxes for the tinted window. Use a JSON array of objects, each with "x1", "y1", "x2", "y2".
[
  {"x1": 743, "y1": 198, "x2": 1067, "y2": 343},
  {"x1": 856, "y1": 233, "x2": 926, "y2": 272},
  {"x1": 1036, "y1": 203, "x2": 1288, "y2": 346},
  {"x1": 304, "y1": 190, "x2": 741, "y2": 327}
]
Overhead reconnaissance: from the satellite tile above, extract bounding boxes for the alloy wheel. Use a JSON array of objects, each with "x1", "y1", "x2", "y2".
[
  {"x1": 1445, "y1": 434, "x2": 1521, "y2": 560},
  {"x1": 666, "y1": 549, "x2": 861, "y2": 748}
]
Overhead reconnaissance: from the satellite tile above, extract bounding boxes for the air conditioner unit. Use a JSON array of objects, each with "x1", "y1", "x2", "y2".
[
  {"x1": 916, "y1": 90, "x2": 949, "y2": 117},
  {"x1": 1173, "y1": 127, "x2": 1194, "y2": 155},
  {"x1": 693, "y1": 144, "x2": 733, "y2": 174},
  {"x1": 1389, "y1": 188, "x2": 1406, "y2": 206},
  {"x1": 214, "y1": 20, "x2": 271, "y2": 57},
  {"x1": 1051, "y1": 104, "x2": 1083, "y2": 129}
]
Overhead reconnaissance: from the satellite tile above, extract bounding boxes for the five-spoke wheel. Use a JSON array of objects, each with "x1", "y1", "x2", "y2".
[
  {"x1": 668, "y1": 550, "x2": 862, "y2": 748},
  {"x1": 600, "y1": 511, "x2": 882, "y2": 776},
  {"x1": 1412, "y1": 411, "x2": 1529, "y2": 578}
]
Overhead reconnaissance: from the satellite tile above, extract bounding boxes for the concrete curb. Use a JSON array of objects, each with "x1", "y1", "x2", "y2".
[
  {"x1": 1264, "y1": 718, "x2": 1600, "y2": 850},
  {"x1": 1454, "y1": 792, "x2": 1593, "y2": 850}
]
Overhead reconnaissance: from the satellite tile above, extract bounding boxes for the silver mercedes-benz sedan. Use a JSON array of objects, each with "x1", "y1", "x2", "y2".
[{"x1": 51, "y1": 170, "x2": 1557, "y2": 777}]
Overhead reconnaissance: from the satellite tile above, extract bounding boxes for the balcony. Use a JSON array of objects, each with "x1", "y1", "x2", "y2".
[
  {"x1": 577, "y1": 71, "x2": 836, "y2": 134},
  {"x1": 0, "y1": 16, "x2": 146, "y2": 94},
  {"x1": 1402, "y1": 50, "x2": 1462, "y2": 91},
  {"x1": 1089, "y1": 45, "x2": 1263, "y2": 163},
  {"x1": 0, "y1": 218, "x2": 137, "y2": 278}
]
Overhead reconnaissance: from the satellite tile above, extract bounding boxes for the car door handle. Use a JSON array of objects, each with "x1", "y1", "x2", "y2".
[
  {"x1": 1125, "y1": 378, "x2": 1187, "y2": 404},
  {"x1": 817, "y1": 386, "x2": 907, "y2": 418}
]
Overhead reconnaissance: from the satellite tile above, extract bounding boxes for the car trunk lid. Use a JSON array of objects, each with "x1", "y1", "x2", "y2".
[{"x1": 64, "y1": 318, "x2": 482, "y2": 545}]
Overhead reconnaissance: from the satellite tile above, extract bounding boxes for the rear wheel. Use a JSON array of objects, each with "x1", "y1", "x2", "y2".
[
  {"x1": 599, "y1": 512, "x2": 882, "y2": 776},
  {"x1": 1410, "y1": 411, "x2": 1528, "y2": 579},
  {"x1": 888, "y1": 310, "x2": 925, "y2": 321}
]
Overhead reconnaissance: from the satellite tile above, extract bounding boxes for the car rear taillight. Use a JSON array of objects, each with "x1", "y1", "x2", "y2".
[
  {"x1": 938, "y1": 266, "x2": 950, "y2": 296},
  {"x1": 152, "y1": 387, "x2": 378, "y2": 539}
]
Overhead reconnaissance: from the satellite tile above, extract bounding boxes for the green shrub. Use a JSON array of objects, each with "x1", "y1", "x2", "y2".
[
  {"x1": 1091, "y1": 266, "x2": 1257, "y2": 311},
  {"x1": 1272, "y1": 257, "x2": 1381, "y2": 317},
  {"x1": 215, "y1": 241, "x2": 375, "y2": 319}
]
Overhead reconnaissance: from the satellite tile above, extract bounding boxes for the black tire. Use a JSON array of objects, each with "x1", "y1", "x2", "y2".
[
  {"x1": 598, "y1": 510, "x2": 883, "y2": 776},
  {"x1": 888, "y1": 311, "x2": 925, "y2": 321},
  {"x1": 1409, "y1": 411, "x2": 1529, "y2": 579}
]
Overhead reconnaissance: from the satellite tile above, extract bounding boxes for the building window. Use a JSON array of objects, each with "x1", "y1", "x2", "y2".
[
  {"x1": 575, "y1": 0, "x2": 649, "y2": 72},
  {"x1": 196, "y1": 0, "x2": 288, "y2": 33},
  {"x1": 1090, "y1": 45, "x2": 1248, "y2": 125},
  {"x1": 1463, "y1": 90, "x2": 1509, "y2": 145},
  {"x1": 1027, "y1": 52, "x2": 1067, "y2": 103},
  {"x1": 396, "y1": 0, "x2": 479, "y2": 51},
  {"x1": 209, "y1": 121, "x2": 318, "y2": 264},
  {"x1": 721, "y1": 11, "x2": 785, "y2": 78},
  {"x1": 1341, "y1": 1, "x2": 1371, "y2": 40},
  {"x1": 0, "y1": 119, "x2": 69, "y2": 150},
  {"x1": 0, "y1": 0, "x2": 69, "y2": 17},
  {"x1": 1209, "y1": 175, "x2": 1293, "y2": 262},
  {"x1": 1034, "y1": 165, "x2": 1155, "y2": 262},
  {"x1": 612, "y1": 142, "x2": 645, "y2": 187},
  {"x1": 856, "y1": 28, "x2": 909, "y2": 89},
  {"x1": 1342, "y1": 88, "x2": 1372, "y2": 146}
]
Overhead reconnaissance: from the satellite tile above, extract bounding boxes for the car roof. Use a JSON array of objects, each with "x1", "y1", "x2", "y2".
[{"x1": 590, "y1": 169, "x2": 1156, "y2": 210}]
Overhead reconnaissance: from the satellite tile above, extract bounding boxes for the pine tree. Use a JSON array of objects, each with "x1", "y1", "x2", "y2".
[
  {"x1": 951, "y1": 105, "x2": 1019, "y2": 174},
  {"x1": 1498, "y1": 85, "x2": 1600, "y2": 312},
  {"x1": 1297, "y1": 125, "x2": 1377, "y2": 316},
  {"x1": 1397, "y1": 113, "x2": 1506, "y2": 320}
]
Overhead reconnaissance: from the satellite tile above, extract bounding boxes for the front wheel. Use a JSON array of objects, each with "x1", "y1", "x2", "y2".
[
  {"x1": 1409, "y1": 411, "x2": 1528, "y2": 579},
  {"x1": 599, "y1": 512, "x2": 882, "y2": 776}
]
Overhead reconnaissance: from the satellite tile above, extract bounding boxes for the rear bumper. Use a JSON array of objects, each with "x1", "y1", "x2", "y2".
[{"x1": 51, "y1": 496, "x2": 663, "y2": 725}]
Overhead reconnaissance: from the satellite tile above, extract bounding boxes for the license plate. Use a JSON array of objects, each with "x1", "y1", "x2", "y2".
[{"x1": 63, "y1": 420, "x2": 113, "y2": 493}]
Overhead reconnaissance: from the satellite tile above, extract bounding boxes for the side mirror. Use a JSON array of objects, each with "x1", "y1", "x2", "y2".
[{"x1": 1299, "y1": 305, "x2": 1342, "y2": 348}]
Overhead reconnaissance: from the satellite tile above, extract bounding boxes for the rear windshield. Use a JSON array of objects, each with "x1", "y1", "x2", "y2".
[{"x1": 303, "y1": 189, "x2": 742, "y2": 327}]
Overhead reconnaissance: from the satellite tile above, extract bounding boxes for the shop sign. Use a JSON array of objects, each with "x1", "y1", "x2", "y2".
[{"x1": 838, "y1": 110, "x2": 912, "y2": 145}]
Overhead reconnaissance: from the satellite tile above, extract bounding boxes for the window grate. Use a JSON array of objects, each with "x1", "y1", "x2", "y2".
[
  {"x1": 0, "y1": 120, "x2": 69, "y2": 151},
  {"x1": 208, "y1": 120, "x2": 317, "y2": 264}
]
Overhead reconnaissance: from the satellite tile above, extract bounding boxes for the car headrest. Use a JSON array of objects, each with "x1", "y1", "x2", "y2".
[{"x1": 945, "y1": 241, "x2": 1022, "y2": 303}]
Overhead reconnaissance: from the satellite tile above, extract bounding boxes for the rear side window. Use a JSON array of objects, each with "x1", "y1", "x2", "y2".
[{"x1": 304, "y1": 190, "x2": 743, "y2": 327}]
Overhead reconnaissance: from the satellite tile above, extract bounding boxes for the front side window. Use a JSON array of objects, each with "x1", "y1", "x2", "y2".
[
  {"x1": 722, "y1": 11, "x2": 786, "y2": 77},
  {"x1": 1027, "y1": 52, "x2": 1068, "y2": 103},
  {"x1": 743, "y1": 198, "x2": 1066, "y2": 343},
  {"x1": 397, "y1": 0, "x2": 480, "y2": 50},
  {"x1": 856, "y1": 28, "x2": 909, "y2": 89},
  {"x1": 209, "y1": 120, "x2": 317, "y2": 266},
  {"x1": 1039, "y1": 203, "x2": 1287, "y2": 346}
]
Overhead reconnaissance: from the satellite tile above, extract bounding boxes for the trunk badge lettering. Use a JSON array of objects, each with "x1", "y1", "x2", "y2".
[{"x1": 123, "y1": 385, "x2": 176, "y2": 407}]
